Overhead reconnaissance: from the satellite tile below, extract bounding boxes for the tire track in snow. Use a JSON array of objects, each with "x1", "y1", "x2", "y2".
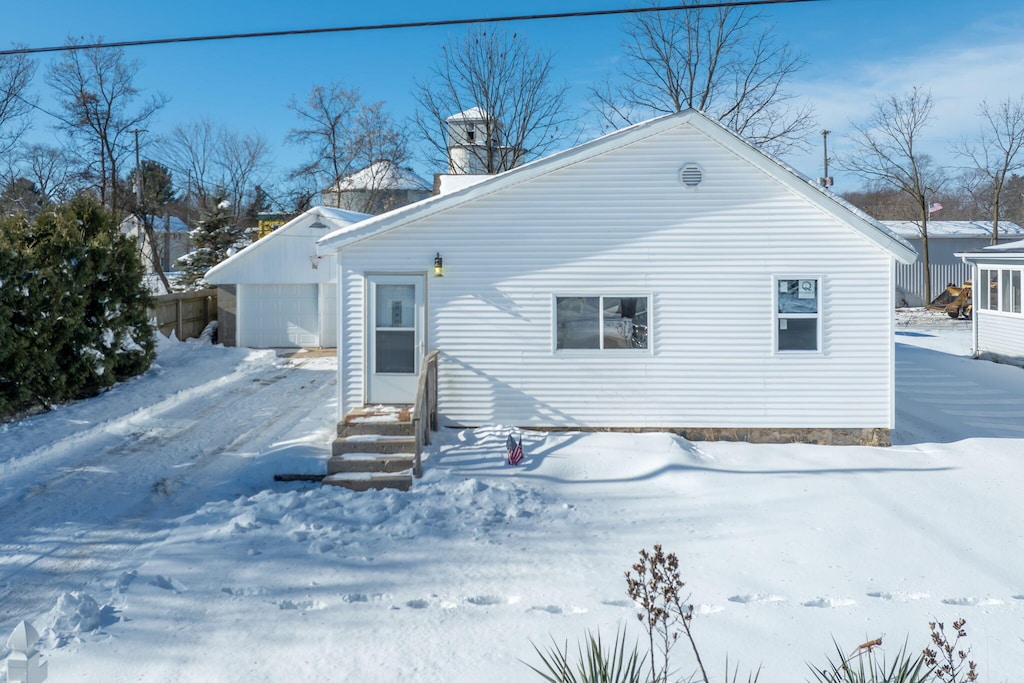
[{"x1": 0, "y1": 354, "x2": 336, "y2": 639}]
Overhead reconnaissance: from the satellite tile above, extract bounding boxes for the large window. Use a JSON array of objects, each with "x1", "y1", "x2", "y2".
[
  {"x1": 775, "y1": 277, "x2": 820, "y2": 352},
  {"x1": 555, "y1": 296, "x2": 649, "y2": 350},
  {"x1": 980, "y1": 268, "x2": 1022, "y2": 314}
]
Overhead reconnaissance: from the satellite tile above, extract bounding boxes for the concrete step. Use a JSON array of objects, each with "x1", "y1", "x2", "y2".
[
  {"x1": 322, "y1": 471, "x2": 412, "y2": 492},
  {"x1": 332, "y1": 435, "x2": 416, "y2": 457},
  {"x1": 337, "y1": 419, "x2": 414, "y2": 438},
  {"x1": 327, "y1": 453, "x2": 415, "y2": 475}
]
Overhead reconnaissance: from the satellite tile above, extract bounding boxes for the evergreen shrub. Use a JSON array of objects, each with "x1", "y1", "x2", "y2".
[{"x1": 0, "y1": 197, "x2": 155, "y2": 418}]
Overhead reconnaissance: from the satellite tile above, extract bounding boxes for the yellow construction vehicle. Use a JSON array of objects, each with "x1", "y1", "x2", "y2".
[{"x1": 926, "y1": 281, "x2": 973, "y2": 319}]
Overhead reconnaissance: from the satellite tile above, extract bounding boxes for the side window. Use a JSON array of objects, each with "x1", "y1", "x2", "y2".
[
  {"x1": 1013, "y1": 271, "x2": 1022, "y2": 314},
  {"x1": 979, "y1": 270, "x2": 993, "y2": 310},
  {"x1": 555, "y1": 296, "x2": 649, "y2": 351},
  {"x1": 986, "y1": 268, "x2": 1024, "y2": 314},
  {"x1": 776, "y1": 278, "x2": 819, "y2": 352}
]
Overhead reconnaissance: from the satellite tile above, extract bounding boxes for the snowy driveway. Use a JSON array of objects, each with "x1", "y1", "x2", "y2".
[{"x1": 0, "y1": 341, "x2": 336, "y2": 643}]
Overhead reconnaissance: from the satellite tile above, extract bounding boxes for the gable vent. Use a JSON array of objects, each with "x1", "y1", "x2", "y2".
[{"x1": 678, "y1": 163, "x2": 703, "y2": 188}]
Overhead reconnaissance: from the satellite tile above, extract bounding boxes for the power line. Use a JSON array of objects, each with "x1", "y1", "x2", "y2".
[{"x1": 0, "y1": 0, "x2": 821, "y2": 56}]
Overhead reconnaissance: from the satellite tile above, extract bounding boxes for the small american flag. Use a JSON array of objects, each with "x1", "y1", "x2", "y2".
[
  {"x1": 506, "y1": 433, "x2": 524, "y2": 466},
  {"x1": 929, "y1": 202, "x2": 943, "y2": 213}
]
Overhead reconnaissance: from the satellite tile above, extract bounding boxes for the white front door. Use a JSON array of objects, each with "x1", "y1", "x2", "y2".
[{"x1": 367, "y1": 275, "x2": 425, "y2": 404}]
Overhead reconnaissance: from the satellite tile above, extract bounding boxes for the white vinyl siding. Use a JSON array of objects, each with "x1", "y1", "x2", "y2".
[
  {"x1": 337, "y1": 124, "x2": 895, "y2": 428},
  {"x1": 320, "y1": 283, "x2": 338, "y2": 348},
  {"x1": 977, "y1": 310, "x2": 1024, "y2": 359}
]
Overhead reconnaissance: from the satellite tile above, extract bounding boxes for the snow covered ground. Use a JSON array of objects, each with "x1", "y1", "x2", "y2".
[{"x1": 2, "y1": 311, "x2": 1023, "y2": 681}]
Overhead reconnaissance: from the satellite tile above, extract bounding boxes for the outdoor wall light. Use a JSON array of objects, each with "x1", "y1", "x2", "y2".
[{"x1": 433, "y1": 253, "x2": 444, "y2": 277}]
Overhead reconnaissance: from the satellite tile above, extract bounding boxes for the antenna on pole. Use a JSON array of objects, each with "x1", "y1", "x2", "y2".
[{"x1": 818, "y1": 129, "x2": 833, "y2": 188}]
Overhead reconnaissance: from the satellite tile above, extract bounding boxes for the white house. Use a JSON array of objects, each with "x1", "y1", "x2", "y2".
[
  {"x1": 318, "y1": 110, "x2": 916, "y2": 445},
  {"x1": 885, "y1": 220, "x2": 1024, "y2": 306},
  {"x1": 320, "y1": 161, "x2": 432, "y2": 214},
  {"x1": 205, "y1": 206, "x2": 370, "y2": 348},
  {"x1": 119, "y1": 214, "x2": 193, "y2": 274},
  {"x1": 445, "y1": 107, "x2": 521, "y2": 175},
  {"x1": 958, "y1": 240, "x2": 1024, "y2": 366}
]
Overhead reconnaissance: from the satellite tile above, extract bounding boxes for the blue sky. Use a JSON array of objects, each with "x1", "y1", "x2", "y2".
[{"x1": 5, "y1": 0, "x2": 1024, "y2": 198}]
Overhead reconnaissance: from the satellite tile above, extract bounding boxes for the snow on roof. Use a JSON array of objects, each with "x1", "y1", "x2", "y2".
[
  {"x1": 445, "y1": 107, "x2": 491, "y2": 122},
  {"x1": 315, "y1": 205, "x2": 378, "y2": 224},
  {"x1": 883, "y1": 220, "x2": 1024, "y2": 239},
  {"x1": 319, "y1": 110, "x2": 917, "y2": 265},
  {"x1": 958, "y1": 237, "x2": 1024, "y2": 261},
  {"x1": 327, "y1": 161, "x2": 431, "y2": 192},
  {"x1": 982, "y1": 238, "x2": 1024, "y2": 252}
]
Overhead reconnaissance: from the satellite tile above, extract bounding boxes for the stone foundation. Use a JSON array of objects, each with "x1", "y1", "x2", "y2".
[{"x1": 524, "y1": 426, "x2": 891, "y2": 447}]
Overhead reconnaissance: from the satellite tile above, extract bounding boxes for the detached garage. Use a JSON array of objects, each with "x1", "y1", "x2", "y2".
[{"x1": 205, "y1": 207, "x2": 369, "y2": 348}]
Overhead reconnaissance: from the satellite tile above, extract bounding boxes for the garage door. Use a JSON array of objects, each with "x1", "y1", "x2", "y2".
[{"x1": 239, "y1": 284, "x2": 319, "y2": 348}]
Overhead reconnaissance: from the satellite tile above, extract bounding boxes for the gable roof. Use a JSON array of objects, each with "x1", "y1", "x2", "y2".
[
  {"x1": 318, "y1": 109, "x2": 916, "y2": 265},
  {"x1": 326, "y1": 161, "x2": 431, "y2": 192},
  {"x1": 206, "y1": 206, "x2": 371, "y2": 284}
]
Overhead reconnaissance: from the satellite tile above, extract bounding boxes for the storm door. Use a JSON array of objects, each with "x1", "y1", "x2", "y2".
[{"x1": 367, "y1": 275, "x2": 425, "y2": 404}]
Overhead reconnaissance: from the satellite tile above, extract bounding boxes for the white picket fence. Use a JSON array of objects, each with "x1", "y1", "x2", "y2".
[
  {"x1": 4, "y1": 621, "x2": 47, "y2": 683},
  {"x1": 896, "y1": 261, "x2": 973, "y2": 307}
]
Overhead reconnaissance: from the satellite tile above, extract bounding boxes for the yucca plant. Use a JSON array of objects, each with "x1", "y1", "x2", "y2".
[
  {"x1": 724, "y1": 655, "x2": 762, "y2": 683},
  {"x1": 526, "y1": 627, "x2": 647, "y2": 683},
  {"x1": 808, "y1": 638, "x2": 933, "y2": 683}
]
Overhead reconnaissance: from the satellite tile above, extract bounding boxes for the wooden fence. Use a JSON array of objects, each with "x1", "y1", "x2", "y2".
[{"x1": 150, "y1": 289, "x2": 217, "y2": 341}]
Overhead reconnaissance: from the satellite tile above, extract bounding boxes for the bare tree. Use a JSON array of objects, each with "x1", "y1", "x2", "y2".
[
  {"x1": 46, "y1": 37, "x2": 166, "y2": 211},
  {"x1": 160, "y1": 119, "x2": 270, "y2": 225},
  {"x1": 842, "y1": 87, "x2": 945, "y2": 303},
  {"x1": 0, "y1": 51, "x2": 35, "y2": 158},
  {"x1": 414, "y1": 26, "x2": 574, "y2": 174},
  {"x1": 591, "y1": 0, "x2": 813, "y2": 155},
  {"x1": 348, "y1": 102, "x2": 413, "y2": 212},
  {"x1": 953, "y1": 97, "x2": 1024, "y2": 244},
  {"x1": 161, "y1": 118, "x2": 221, "y2": 214},
  {"x1": 13, "y1": 143, "x2": 78, "y2": 205},
  {"x1": 287, "y1": 82, "x2": 360, "y2": 205},
  {"x1": 287, "y1": 83, "x2": 409, "y2": 210},
  {"x1": 218, "y1": 129, "x2": 271, "y2": 225}
]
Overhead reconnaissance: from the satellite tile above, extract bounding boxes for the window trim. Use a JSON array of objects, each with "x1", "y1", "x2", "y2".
[
  {"x1": 552, "y1": 293, "x2": 653, "y2": 354},
  {"x1": 773, "y1": 275, "x2": 823, "y2": 354}
]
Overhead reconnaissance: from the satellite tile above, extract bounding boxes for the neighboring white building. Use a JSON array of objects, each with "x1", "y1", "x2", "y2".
[
  {"x1": 320, "y1": 161, "x2": 431, "y2": 214},
  {"x1": 205, "y1": 207, "x2": 370, "y2": 348},
  {"x1": 958, "y1": 239, "x2": 1024, "y2": 367},
  {"x1": 120, "y1": 214, "x2": 192, "y2": 274},
  {"x1": 885, "y1": 220, "x2": 1024, "y2": 306},
  {"x1": 445, "y1": 107, "x2": 520, "y2": 175},
  {"x1": 318, "y1": 109, "x2": 916, "y2": 445}
]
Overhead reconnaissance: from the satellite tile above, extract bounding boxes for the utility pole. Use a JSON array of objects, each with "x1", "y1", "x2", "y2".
[
  {"x1": 819, "y1": 129, "x2": 833, "y2": 188},
  {"x1": 130, "y1": 128, "x2": 146, "y2": 208}
]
